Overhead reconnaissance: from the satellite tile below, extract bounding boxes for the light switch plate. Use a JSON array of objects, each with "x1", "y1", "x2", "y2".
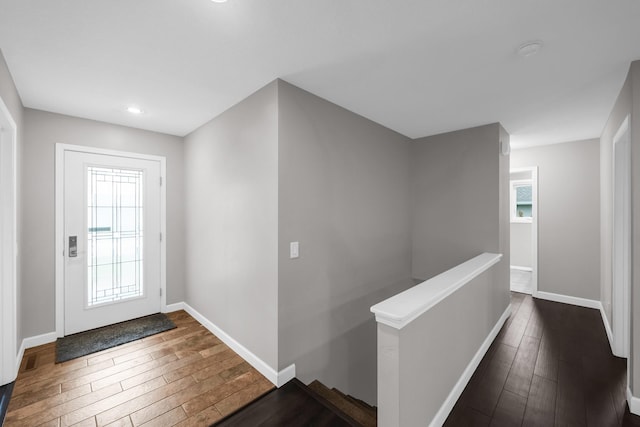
[{"x1": 290, "y1": 241, "x2": 299, "y2": 259}]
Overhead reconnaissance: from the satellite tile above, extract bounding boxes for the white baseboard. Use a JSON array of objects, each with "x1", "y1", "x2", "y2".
[
  {"x1": 163, "y1": 302, "x2": 186, "y2": 313},
  {"x1": 430, "y1": 304, "x2": 512, "y2": 427},
  {"x1": 276, "y1": 364, "x2": 296, "y2": 387},
  {"x1": 22, "y1": 331, "x2": 57, "y2": 349},
  {"x1": 13, "y1": 307, "x2": 296, "y2": 388},
  {"x1": 15, "y1": 341, "x2": 25, "y2": 379},
  {"x1": 510, "y1": 265, "x2": 532, "y2": 272},
  {"x1": 628, "y1": 387, "x2": 640, "y2": 415},
  {"x1": 535, "y1": 291, "x2": 601, "y2": 310},
  {"x1": 181, "y1": 302, "x2": 295, "y2": 387},
  {"x1": 510, "y1": 283, "x2": 532, "y2": 295},
  {"x1": 599, "y1": 302, "x2": 615, "y2": 355},
  {"x1": 14, "y1": 331, "x2": 58, "y2": 377}
]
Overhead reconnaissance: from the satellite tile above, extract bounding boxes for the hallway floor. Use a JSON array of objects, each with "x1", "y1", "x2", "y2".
[
  {"x1": 4, "y1": 310, "x2": 274, "y2": 426},
  {"x1": 445, "y1": 292, "x2": 640, "y2": 427},
  {"x1": 510, "y1": 269, "x2": 532, "y2": 295}
]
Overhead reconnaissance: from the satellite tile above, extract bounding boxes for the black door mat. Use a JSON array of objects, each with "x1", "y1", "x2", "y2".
[{"x1": 56, "y1": 313, "x2": 176, "y2": 363}]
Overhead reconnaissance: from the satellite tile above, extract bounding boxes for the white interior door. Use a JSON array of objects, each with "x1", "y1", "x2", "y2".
[{"x1": 63, "y1": 150, "x2": 162, "y2": 335}]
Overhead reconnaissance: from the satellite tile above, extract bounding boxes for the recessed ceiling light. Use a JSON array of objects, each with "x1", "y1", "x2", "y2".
[
  {"x1": 127, "y1": 106, "x2": 144, "y2": 115},
  {"x1": 211, "y1": 0, "x2": 227, "y2": 3},
  {"x1": 517, "y1": 40, "x2": 543, "y2": 57}
]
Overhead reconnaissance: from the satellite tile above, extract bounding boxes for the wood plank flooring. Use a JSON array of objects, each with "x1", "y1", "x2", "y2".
[
  {"x1": 8, "y1": 294, "x2": 640, "y2": 427},
  {"x1": 214, "y1": 379, "x2": 359, "y2": 426},
  {"x1": 1, "y1": 381, "x2": 15, "y2": 425},
  {"x1": 445, "y1": 292, "x2": 640, "y2": 427},
  {"x1": 4, "y1": 310, "x2": 274, "y2": 427}
]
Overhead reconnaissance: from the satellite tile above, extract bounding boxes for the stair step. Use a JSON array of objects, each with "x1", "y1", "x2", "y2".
[
  {"x1": 331, "y1": 388, "x2": 377, "y2": 415},
  {"x1": 308, "y1": 380, "x2": 377, "y2": 427},
  {"x1": 214, "y1": 379, "x2": 359, "y2": 426}
]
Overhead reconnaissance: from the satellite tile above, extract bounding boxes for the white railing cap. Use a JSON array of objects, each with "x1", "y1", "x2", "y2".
[{"x1": 370, "y1": 252, "x2": 502, "y2": 330}]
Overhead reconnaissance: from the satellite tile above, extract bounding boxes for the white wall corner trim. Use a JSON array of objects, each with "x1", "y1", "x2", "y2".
[
  {"x1": 22, "y1": 331, "x2": 58, "y2": 349},
  {"x1": 181, "y1": 302, "x2": 294, "y2": 387},
  {"x1": 628, "y1": 387, "x2": 640, "y2": 415},
  {"x1": 163, "y1": 302, "x2": 186, "y2": 313},
  {"x1": 599, "y1": 302, "x2": 615, "y2": 354},
  {"x1": 16, "y1": 340, "x2": 25, "y2": 375},
  {"x1": 276, "y1": 364, "x2": 296, "y2": 388},
  {"x1": 16, "y1": 331, "x2": 59, "y2": 372},
  {"x1": 430, "y1": 304, "x2": 512, "y2": 427},
  {"x1": 535, "y1": 291, "x2": 601, "y2": 310},
  {"x1": 0, "y1": 94, "x2": 18, "y2": 385}
]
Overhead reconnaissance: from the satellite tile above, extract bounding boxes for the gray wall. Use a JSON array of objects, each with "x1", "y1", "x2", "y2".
[
  {"x1": 411, "y1": 123, "x2": 509, "y2": 285},
  {"x1": 499, "y1": 126, "x2": 511, "y2": 294},
  {"x1": 379, "y1": 122, "x2": 510, "y2": 424},
  {"x1": 0, "y1": 50, "x2": 24, "y2": 348},
  {"x1": 183, "y1": 82, "x2": 279, "y2": 369},
  {"x1": 602, "y1": 61, "x2": 640, "y2": 394},
  {"x1": 632, "y1": 61, "x2": 640, "y2": 397},
  {"x1": 22, "y1": 109, "x2": 185, "y2": 338},
  {"x1": 600, "y1": 71, "x2": 631, "y2": 326},
  {"x1": 277, "y1": 80, "x2": 413, "y2": 404},
  {"x1": 512, "y1": 140, "x2": 600, "y2": 300},
  {"x1": 510, "y1": 223, "x2": 532, "y2": 268}
]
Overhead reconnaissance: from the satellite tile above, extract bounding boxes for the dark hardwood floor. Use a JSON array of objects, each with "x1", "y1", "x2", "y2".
[
  {"x1": 445, "y1": 292, "x2": 640, "y2": 427},
  {"x1": 214, "y1": 379, "x2": 359, "y2": 426}
]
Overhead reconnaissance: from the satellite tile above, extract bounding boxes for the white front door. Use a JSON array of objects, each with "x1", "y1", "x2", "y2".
[{"x1": 63, "y1": 149, "x2": 162, "y2": 335}]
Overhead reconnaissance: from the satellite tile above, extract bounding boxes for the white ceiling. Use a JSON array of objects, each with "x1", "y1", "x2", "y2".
[{"x1": 1, "y1": 0, "x2": 639, "y2": 148}]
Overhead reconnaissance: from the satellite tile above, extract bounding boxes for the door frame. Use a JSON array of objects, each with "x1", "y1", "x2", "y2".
[
  {"x1": 0, "y1": 95, "x2": 18, "y2": 385},
  {"x1": 55, "y1": 144, "x2": 167, "y2": 338},
  {"x1": 510, "y1": 166, "x2": 539, "y2": 296},
  {"x1": 612, "y1": 115, "x2": 630, "y2": 359}
]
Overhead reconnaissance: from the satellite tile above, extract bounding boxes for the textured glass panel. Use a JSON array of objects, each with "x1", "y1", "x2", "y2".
[
  {"x1": 120, "y1": 208, "x2": 137, "y2": 232},
  {"x1": 96, "y1": 207, "x2": 113, "y2": 230},
  {"x1": 516, "y1": 185, "x2": 532, "y2": 203},
  {"x1": 96, "y1": 181, "x2": 112, "y2": 206},
  {"x1": 96, "y1": 265, "x2": 113, "y2": 292},
  {"x1": 120, "y1": 237, "x2": 137, "y2": 262},
  {"x1": 96, "y1": 238, "x2": 113, "y2": 266},
  {"x1": 121, "y1": 262, "x2": 137, "y2": 286},
  {"x1": 87, "y1": 166, "x2": 144, "y2": 307},
  {"x1": 120, "y1": 183, "x2": 137, "y2": 207}
]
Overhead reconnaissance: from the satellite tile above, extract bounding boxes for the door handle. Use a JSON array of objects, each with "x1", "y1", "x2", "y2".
[{"x1": 69, "y1": 236, "x2": 77, "y2": 257}]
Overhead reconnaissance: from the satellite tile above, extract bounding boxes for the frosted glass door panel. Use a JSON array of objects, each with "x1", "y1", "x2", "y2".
[{"x1": 87, "y1": 167, "x2": 144, "y2": 307}]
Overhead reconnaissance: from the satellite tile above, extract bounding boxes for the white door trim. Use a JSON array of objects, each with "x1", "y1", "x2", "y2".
[
  {"x1": 0, "y1": 95, "x2": 18, "y2": 385},
  {"x1": 510, "y1": 167, "x2": 539, "y2": 296},
  {"x1": 55, "y1": 144, "x2": 167, "y2": 338},
  {"x1": 612, "y1": 115, "x2": 630, "y2": 359}
]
